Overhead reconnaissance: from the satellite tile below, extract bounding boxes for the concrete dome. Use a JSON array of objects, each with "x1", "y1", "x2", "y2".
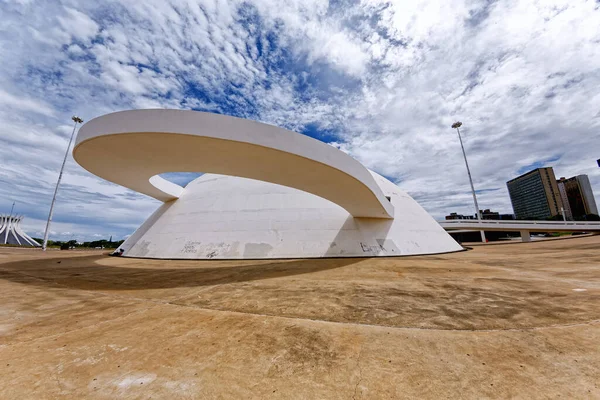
[{"x1": 118, "y1": 172, "x2": 462, "y2": 259}]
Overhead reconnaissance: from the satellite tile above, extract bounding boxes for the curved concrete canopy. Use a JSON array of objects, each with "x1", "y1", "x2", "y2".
[{"x1": 74, "y1": 110, "x2": 393, "y2": 219}]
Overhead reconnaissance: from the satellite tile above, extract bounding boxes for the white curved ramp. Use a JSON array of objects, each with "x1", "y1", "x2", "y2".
[
  {"x1": 73, "y1": 109, "x2": 462, "y2": 259},
  {"x1": 74, "y1": 110, "x2": 393, "y2": 219}
]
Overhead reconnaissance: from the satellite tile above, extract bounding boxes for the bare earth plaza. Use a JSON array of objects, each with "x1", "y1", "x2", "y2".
[
  {"x1": 1, "y1": 235, "x2": 599, "y2": 399},
  {"x1": 2, "y1": 1, "x2": 600, "y2": 398}
]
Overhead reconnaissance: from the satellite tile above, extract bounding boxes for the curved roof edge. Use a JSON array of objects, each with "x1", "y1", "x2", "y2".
[{"x1": 73, "y1": 109, "x2": 394, "y2": 218}]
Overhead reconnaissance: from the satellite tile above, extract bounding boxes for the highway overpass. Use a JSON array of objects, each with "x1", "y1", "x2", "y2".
[{"x1": 440, "y1": 220, "x2": 600, "y2": 242}]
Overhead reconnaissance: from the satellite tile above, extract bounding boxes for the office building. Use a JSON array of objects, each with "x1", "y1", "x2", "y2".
[
  {"x1": 481, "y1": 209, "x2": 500, "y2": 220},
  {"x1": 556, "y1": 177, "x2": 573, "y2": 220},
  {"x1": 557, "y1": 175, "x2": 598, "y2": 219},
  {"x1": 445, "y1": 212, "x2": 475, "y2": 220},
  {"x1": 507, "y1": 167, "x2": 563, "y2": 219},
  {"x1": 445, "y1": 209, "x2": 514, "y2": 221}
]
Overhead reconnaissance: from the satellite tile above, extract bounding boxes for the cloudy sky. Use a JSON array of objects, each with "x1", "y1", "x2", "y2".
[{"x1": 1, "y1": 0, "x2": 599, "y2": 241}]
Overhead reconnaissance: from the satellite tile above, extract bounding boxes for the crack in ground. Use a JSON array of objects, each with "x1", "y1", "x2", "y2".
[
  {"x1": 52, "y1": 362, "x2": 64, "y2": 394},
  {"x1": 352, "y1": 346, "x2": 364, "y2": 400}
]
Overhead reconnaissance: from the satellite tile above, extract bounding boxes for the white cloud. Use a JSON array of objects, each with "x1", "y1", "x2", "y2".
[
  {"x1": 57, "y1": 7, "x2": 99, "y2": 44},
  {"x1": 0, "y1": 89, "x2": 56, "y2": 117}
]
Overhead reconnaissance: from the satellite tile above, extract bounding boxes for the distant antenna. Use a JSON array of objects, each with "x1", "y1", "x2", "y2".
[{"x1": 9, "y1": 201, "x2": 15, "y2": 216}]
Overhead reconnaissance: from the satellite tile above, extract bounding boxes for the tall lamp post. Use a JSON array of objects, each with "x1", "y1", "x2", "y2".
[
  {"x1": 42, "y1": 116, "x2": 84, "y2": 251},
  {"x1": 451, "y1": 121, "x2": 486, "y2": 243}
]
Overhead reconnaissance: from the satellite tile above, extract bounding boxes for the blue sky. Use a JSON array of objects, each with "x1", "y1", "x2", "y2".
[{"x1": 1, "y1": 0, "x2": 599, "y2": 241}]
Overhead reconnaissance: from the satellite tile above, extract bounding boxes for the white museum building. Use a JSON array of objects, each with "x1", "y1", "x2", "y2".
[{"x1": 73, "y1": 110, "x2": 462, "y2": 259}]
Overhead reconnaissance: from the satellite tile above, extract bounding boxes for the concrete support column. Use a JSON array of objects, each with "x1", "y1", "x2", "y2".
[{"x1": 520, "y1": 230, "x2": 531, "y2": 243}]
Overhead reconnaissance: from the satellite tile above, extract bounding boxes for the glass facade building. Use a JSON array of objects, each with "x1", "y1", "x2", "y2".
[{"x1": 506, "y1": 167, "x2": 563, "y2": 219}]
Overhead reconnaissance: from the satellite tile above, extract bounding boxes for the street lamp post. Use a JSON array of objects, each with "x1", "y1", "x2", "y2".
[
  {"x1": 451, "y1": 121, "x2": 486, "y2": 243},
  {"x1": 42, "y1": 116, "x2": 84, "y2": 251}
]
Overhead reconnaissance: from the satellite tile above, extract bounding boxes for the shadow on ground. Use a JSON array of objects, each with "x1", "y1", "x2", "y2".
[{"x1": 0, "y1": 254, "x2": 364, "y2": 291}]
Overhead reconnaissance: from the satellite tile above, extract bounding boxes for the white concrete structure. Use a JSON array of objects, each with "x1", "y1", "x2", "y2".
[
  {"x1": 74, "y1": 109, "x2": 462, "y2": 259},
  {"x1": 0, "y1": 215, "x2": 40, "y2": 247},
  {"x1": 440, "y1": 219, "x2": 600, "y2": 242}
]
